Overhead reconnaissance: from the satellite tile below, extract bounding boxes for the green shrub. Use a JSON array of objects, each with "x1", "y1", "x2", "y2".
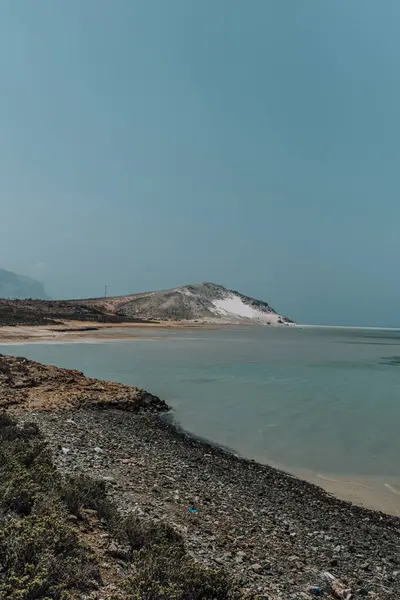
[
  {"x1": 0, "y1": 413, "x2": 245, "y2": 599},
  {"x1": 61, "y1": 473, "x2": 115, "y2": 523},
  {"x1": 124, "y1": 544, "x2": 232, "y2": 600},
  {"x1": 117, "y1": 515, "x2": 185, "y2": 555},
  {"x1": 0, "y1": 414, "x2": 99, "y2": 599},
  {"x1": 0, "y1": 510, "x2": 99, "y2": 599}
]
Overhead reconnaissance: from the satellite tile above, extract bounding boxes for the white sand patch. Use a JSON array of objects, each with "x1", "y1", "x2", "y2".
[{"x1": 211, "y1": 294, "x2": 282, "y2": 323}]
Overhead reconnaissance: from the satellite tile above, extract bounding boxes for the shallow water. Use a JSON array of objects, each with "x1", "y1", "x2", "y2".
[{"x1": 3, "y1": 326, "x2": 400, "y2": 513}]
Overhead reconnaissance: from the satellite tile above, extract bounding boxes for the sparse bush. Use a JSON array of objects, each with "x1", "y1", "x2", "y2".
[
  {"x1": 117, "y1": 516, "x2": 237, "y2": 599},
  {"x1": 61, "y1": 473, "x2": 115, "y2": 523},
  {"x1": 116, "y1": 514, "x2": 185, "y2": 555},
  {"x1": 0, "y1": 413, "x2": 99, "y2": 599},
  {"x1": 124, "y1": 544, "x2": 232, "y2": 600},
  {"x1": 0, "y1": 509, "x2": 99, "y2": 599},
  {"x1": 0, "y1": 413, "x2": 243, "y2": 599}
]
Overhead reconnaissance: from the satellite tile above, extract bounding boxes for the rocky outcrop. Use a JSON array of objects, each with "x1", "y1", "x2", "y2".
[{"x1": 0, "y1": 354, "x2": 167, "y2": 413}]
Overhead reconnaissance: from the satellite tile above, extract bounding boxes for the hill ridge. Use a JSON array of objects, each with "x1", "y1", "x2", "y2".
[{"x1": 105, "y1": 282, "x2": 294, "y2": 325}]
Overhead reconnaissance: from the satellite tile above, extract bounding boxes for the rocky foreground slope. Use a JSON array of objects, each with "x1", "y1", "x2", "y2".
[{"x1": 1, "y1": 354, "x2": 398, "y2": 599}]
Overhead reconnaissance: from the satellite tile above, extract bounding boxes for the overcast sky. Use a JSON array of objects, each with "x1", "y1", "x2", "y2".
[{"x1": 1, "y1": 1, "x2": 400, "y2": 327}]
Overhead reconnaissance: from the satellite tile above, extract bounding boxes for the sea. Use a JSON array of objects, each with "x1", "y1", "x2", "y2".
[{"x1": 3, "y1": 325, "x2": 400, "y2": 514}]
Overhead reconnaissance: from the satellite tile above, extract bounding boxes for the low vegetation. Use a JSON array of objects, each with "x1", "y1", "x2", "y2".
[{"x1": 0, "y1": 413, "x2": 246, "y2": 599}]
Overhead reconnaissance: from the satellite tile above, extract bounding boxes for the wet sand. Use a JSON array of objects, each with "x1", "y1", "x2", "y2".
[{"x1": 293, "y1": 467, "x2": 400, "y2": 518}]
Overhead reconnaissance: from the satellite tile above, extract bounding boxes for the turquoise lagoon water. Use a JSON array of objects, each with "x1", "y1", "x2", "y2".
[{"x1": 2, "y1": 326, "x2": 400, "y2": 511}]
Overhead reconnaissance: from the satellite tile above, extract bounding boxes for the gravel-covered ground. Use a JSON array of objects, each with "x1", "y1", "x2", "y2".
[{"x1": 24, "y1": 408, "x2": 399, "y2": 600}]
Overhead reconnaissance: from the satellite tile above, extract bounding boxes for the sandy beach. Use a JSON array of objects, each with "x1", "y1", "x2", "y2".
[{"x1": 0, "y1": 320, "x2": 225, "y2": 344}]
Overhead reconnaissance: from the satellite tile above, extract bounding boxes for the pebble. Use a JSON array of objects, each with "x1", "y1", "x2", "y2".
[{"x1": 24, "y1": 408, "x2": 400, "y2": 600}]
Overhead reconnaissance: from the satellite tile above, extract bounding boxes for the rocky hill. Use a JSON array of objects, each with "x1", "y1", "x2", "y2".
[
  {"x1": 0, "y1": 283, "x2": 293, "y2": 326},
  {"x1": 110, "y1": 282, "x2": 293, "y2": 325},
  {"x1": 0, "y1": 268, "x2": 49, "y2": 299}
]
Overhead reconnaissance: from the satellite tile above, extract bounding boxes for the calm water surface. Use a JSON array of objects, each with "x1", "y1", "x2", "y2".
[{"x1": 3, "y1": 326, "x2": 400, "y2": 510}]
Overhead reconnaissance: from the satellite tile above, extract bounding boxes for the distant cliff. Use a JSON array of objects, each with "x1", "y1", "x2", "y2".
[{"x1": 0, "y1": 269, "x2": 50, "y2": 300}]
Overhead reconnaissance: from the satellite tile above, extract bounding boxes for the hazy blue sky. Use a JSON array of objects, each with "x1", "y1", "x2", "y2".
[{"x1": 1, "y1": 1, "x2": 400, "y2": 326}]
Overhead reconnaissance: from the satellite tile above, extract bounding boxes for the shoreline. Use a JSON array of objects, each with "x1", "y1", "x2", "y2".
[
  {"x1": 2, "y1": 332, "x2": 400, "y2": 517},
  {"x1": 164, "y1": 413, "x2": 400, "y2": 518},
  {"x1": 1, "y1": 352, "x2": 399, "y2": 597},
  {"x1": 26, "y1": 408, "x2": 399, "y2": 599},
  {"x1": 0, "y1": 320, "x2": 236, "y2": 344}
]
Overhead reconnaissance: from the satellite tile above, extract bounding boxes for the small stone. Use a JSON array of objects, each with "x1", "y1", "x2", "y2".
[
  {"x1": 61, "y1": 447, "x2": 71, "y2": 454},
  {"x1": 333, "y1": 545, "x2": 342, "y2": 553},
  {"x1": 249, "y1": 563, "x2": 262, "y2": 571},
  {"x1": 361, "y1": 562, "x2": 371, "y2": 571},
  {"x1": 330, "y1": 558, "x2": 338, "y2": 567},
  {"x1": 94, "y1": 446, "x2": 103, "y2": 453}
]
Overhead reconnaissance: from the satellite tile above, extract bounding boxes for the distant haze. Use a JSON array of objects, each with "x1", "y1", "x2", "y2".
[
  {"x1": 1, "y1": 1, "x2": 400, "y2": 327},
  {"x1": 0, "y1": 269, "x2": 49, "y2": 300}
]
